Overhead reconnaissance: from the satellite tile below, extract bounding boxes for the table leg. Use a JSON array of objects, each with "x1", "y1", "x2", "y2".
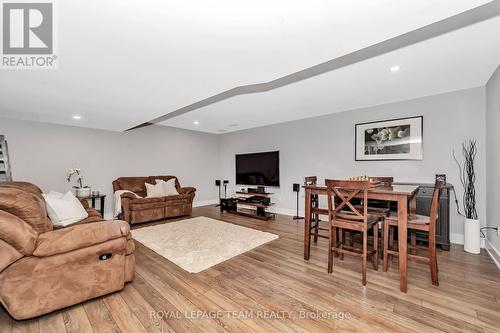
[
  {"x1": 398, "y1": 195, "x2": 408, "y2": 292},
  {"x1": 91, "y1": 196, "x2": 96, "y2": 209},
  {"x1": 304, "y1": 188, "x2": 312, "y2": 260},
  {"x1": 100, "y1": 197, "x2": 105, "y2": 216},
  {"x1": 409, "y1": 193, "x2": 417, "y2": 255},
  {"x1": 409, "y1": 194, "x2": 417, "y2": 214}
]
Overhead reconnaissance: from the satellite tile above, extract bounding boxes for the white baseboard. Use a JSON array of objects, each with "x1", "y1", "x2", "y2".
[
  {"x1": 485, "y1": 239, "x2": 500, "y2": 270},
  {"x1": 450, "y1": 233, "x2": 487, "y2": 248},
  {"x1": 268, "y1": 207, "x2": 303, "y2": 217},
  {"x1": 193, "y1": 199, "x2": 218, "y2": 207},
  {"x1": 233, "y1": 205, "x2": 305, "y2": 218},
  {"x1": 450, "y1": 233, "x2": 464, "y2": 245}
]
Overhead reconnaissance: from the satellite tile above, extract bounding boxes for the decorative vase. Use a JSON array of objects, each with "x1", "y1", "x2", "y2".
[
  {"x1": 75, "y1": 187, "x2": 91, "y2": 198},
  {"x1": 464, "y1": 218, "x2": 480, "y2": 254}
]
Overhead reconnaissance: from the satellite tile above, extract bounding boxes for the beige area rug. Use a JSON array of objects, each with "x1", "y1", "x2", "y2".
[{"x1": 131, "y1": 216, "x2": 279, "y2": 273}]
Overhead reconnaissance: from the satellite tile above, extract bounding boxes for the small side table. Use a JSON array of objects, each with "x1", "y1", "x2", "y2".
[{"x1": 79, "y1": 194, "x2": 106, "y2": 215}]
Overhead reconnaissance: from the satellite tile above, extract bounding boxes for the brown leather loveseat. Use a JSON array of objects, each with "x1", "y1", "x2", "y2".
[
  {"x1": 0, "y1": 182, "x2": 135, "y2": 320},
  {"x1": 113, "y1": 176, "x2": 196, "y2": 224}
]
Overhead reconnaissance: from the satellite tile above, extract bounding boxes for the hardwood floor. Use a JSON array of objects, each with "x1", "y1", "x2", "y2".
[{"x1": 2, "y1": 205, "x2": 500, "y2": 332}]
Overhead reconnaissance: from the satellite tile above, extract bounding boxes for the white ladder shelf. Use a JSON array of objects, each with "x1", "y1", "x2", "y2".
[{"x1": 0, "y1": 135, "x2": 12, "y2": 182}]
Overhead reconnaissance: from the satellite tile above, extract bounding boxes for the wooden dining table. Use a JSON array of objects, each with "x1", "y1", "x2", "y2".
[{"x1": 303, "y1": 183, "x2": 419, "y2": 292}]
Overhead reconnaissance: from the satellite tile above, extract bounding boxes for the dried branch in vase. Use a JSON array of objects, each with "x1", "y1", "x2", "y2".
[{"x1": 453, "y1": 139, "x2": 478, "y2": 219}]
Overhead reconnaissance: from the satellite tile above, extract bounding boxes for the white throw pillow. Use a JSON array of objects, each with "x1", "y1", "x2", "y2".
[
  {"x1": 43, "y1": 191, "x2": 62, "y2": 224},
  {"x1": 47, "y1": 190, "x2": 63, "y2": 199},
  {"x1": 145, "y1": 182, "x2": 165, "y2": 198},
  {"x1": 42, "y1": 191, "x2": 89, "y2": 227},
  {"x1": 156, "y1": 179, "x2": 179, "y2": 196}
]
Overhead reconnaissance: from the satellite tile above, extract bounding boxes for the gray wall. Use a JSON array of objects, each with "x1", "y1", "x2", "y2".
[
  {"x1": 219, "y1": 87, "x2": 487, "y2": 243},
  {"x1": 486, "y1": 66, "x2": 500, "y2": 253},
  {"x1": 0, "y1": 87, "x2": 489, "y2": 243},
  {"x1": 0, "y1": 118, "x2": 220, "y2": 217}
]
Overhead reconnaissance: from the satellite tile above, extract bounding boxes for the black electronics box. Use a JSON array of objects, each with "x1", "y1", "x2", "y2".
[{"x1": 220, "y1": 198, "x2": 237, "y2": 213}]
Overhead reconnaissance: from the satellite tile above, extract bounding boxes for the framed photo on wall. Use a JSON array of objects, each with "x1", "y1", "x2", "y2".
[{"x1": 355, "y1": 116, "x2": 423, "y2": 161}]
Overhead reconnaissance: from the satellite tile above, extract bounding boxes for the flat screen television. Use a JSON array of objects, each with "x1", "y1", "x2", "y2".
[{"x1": 236, "y1": 151, "x2": 280, "y2": 187}]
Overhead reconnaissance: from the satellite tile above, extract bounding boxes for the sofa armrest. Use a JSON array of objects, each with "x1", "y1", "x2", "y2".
[
  {"x1": 119, "y1": 195, "x2": 135, "y2": 223},
  {"x1": 121, "y1": 192, "x2": 139, "y2": 200},
  {"x1": 33, "y1": 220, "x2": 130, "y2": 257},
  {"x1": 78, "y1": 197, "x2": 90, "y2": 209},
  {"x1": 77, "y1": 198, "x2": 103, "y2": 219},
  {"x1": 0, "y1": 210, "x2": 37, "y2": 255},
  {"x1": 86, "y1": 207, "x2": 102, "y2": 218},
  {"x1": 178, "y1": 187, "x2": 196, "y2": 195}
]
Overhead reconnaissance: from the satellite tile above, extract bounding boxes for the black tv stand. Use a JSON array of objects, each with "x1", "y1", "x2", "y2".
[{"x1": 220, "y1": 189, "x2": 275, "y2": 221}]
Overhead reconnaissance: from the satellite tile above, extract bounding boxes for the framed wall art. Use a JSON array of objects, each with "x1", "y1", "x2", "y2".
[{"x1": 355, "y1": 116, "x2": 423, "y2": 161}]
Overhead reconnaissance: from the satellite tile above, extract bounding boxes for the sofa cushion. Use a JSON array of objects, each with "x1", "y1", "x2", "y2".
[
  {"x1": 34, "y1": 220, "x2": 130, "y2": 257},
  {"x1": 0, "y1": 187, "x2": 53, "y2": 233},
  {"x1": 129, "y1": 199, "x2": 166, "y2": 211},
  {"x1": 130, "y1": 208, "x2": 164, "y2": 223},
  {"x1": 0, "y1": 210, "x2": 37, "y2": 255},
  {"x1": 165, "y1": 193, "x2": 191, "y2": 202},
  {"x1": 113, "y1": 177, "x2": 150, "y2": 197},
  {"x1": 0, "y1": 240, "x2": 23, "y2": 272},
  {"x1": 127, "y1": 197, "x2": 164, "y2": 205},
  {"x1": 0, "y1": 182, "x2": 43, "y2": 195}
]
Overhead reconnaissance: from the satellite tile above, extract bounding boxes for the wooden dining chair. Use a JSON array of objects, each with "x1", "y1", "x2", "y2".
[
  {"x1": 348, "y1": 177, "x2": 393, "y2": 250},
  {"x1": 354, "y1": 176, "x2": 394, "y2": 217},
  {"x1": 305, "y1": 176, "x2": 328, "y2": 243},
  {"x1": 383, "y1": 180, "x2": 444, "y2": 286},
  {"x1": 326, "y1": 179, "x2": 379, "y2": 285}
]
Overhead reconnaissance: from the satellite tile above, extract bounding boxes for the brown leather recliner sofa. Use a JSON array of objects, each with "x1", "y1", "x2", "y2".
[
  {"x1": 113, "y1": 175, "x2": 196, "y2": 224},
  {"x1": 0, "y1": 182, "x2": 135, "y2": 320}
]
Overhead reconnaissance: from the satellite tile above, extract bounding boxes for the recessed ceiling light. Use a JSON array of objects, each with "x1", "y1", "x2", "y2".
[
  {"x1": 390, "y1": 65, "x2": 400, "y2": 72},
  {"x1": 72, "y1": 115, "x2": 81, "y2": 120},
  {"x1": 193, "y1": 120, "x2": 200, "y2": 125},
  {"x1": 229, "y1": 124, "x2": 239, "y2": 127}
]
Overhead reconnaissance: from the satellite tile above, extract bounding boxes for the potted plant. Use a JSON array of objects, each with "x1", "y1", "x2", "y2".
[
  {"x1": 453, "y1": 139, "x2": 480, "y2": 254},
  {"x1": 67, "y1": 168, "x2": 91, "y2": 197}
]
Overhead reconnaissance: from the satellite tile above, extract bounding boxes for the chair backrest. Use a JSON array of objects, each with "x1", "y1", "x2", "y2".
[
  {"x1": 304, "y1": 176, "x2": 317, "y2": 186},
  {"x1": 369, "y1": 177, "x2": 394, "y2": 187},
  {"x1": 325, "y1": 179, "x2": 370, "y2": 225},
  {"x1": 304, "y1": 176, "x2": 319, "y2": 206},
  {"x1": 429, "y1": 180, "x2": 445, "y2": 230}
]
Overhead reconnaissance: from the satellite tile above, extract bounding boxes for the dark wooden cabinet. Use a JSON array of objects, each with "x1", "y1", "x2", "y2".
[{"x1": 394, "y1": 182, "x2": 452, "y2": 251}]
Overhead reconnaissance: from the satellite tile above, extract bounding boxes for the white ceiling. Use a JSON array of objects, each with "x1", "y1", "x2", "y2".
[
  {"x1": 161, "y1": 16, "x2": 500, "y2": 133},
  {"x1": 0, "y1": 0, "x2": 496, "y2": 132}
]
